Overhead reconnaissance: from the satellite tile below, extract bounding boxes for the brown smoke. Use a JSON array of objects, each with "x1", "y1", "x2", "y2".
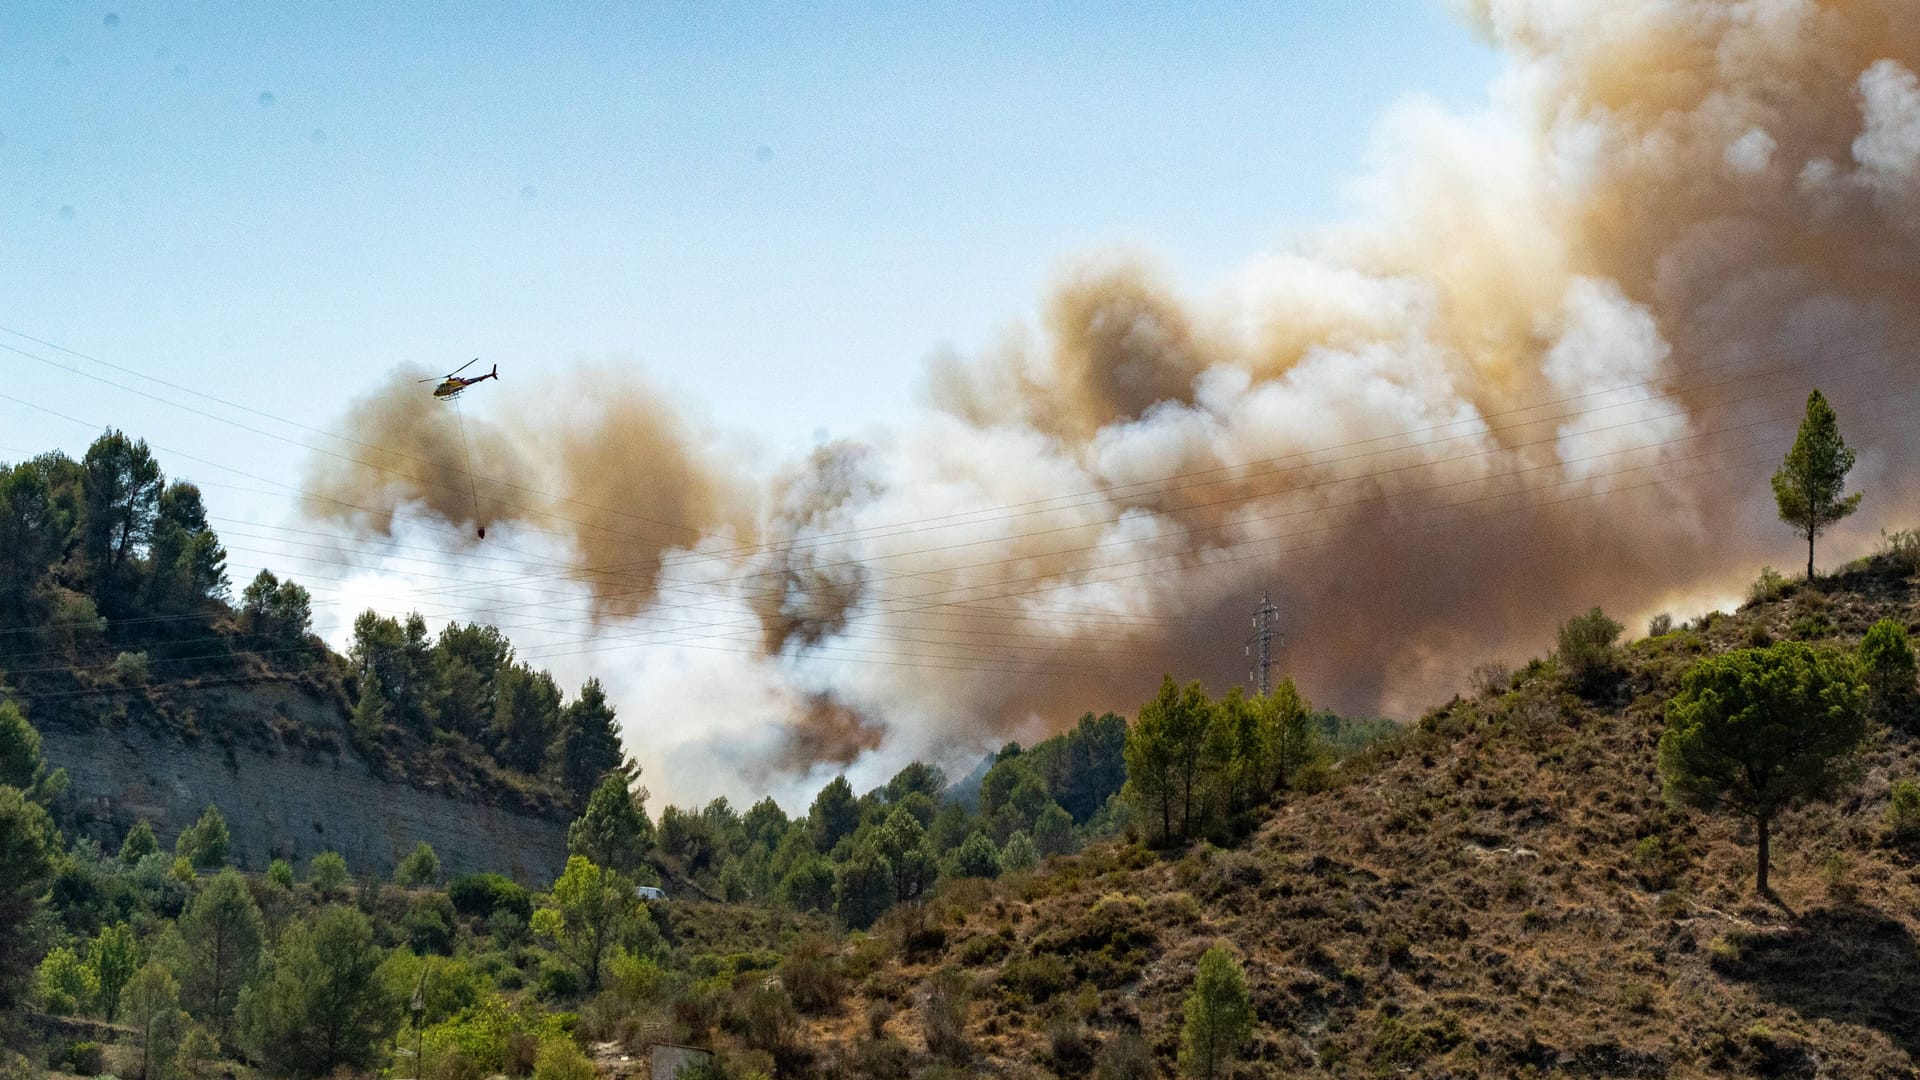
[
  {"x1": 307, "y1": 1, "x2": 1920, "y2": 801},
  {"x1": 773, "y1": 693, "x2": 889, "y2": 776},
  {"x1": 750, "y1": 442, "x2": 880, "y2": 652},
  {"x1": 303, "y1": 363, "x2": 752, "y2": 620}
]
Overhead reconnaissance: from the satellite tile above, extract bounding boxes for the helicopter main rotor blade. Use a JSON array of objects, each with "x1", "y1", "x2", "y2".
[{"x1": 450, "y1": 357, "x2": 480, "y2": 376}]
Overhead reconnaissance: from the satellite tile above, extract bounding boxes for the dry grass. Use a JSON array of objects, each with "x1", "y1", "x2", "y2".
[{"x1": 790, "y1": 551, "x2": 1920, "y2": 1078}]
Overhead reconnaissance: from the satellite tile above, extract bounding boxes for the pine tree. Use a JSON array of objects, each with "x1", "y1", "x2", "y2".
[
  {"x1": 90, "y1": 922, "x2": 139, "y2": 1022},
  {"x1": 1059, "y1": 711, "x2": 1129, "y2": 822},
  {"x1": 832, "y1": 848, "x2": 894, "y2": 929},
  {"x1": 175, "y1": 803, "x2": 230, "y2": 869},
  {"x1": 307, "y1": 851, "x2": 349, "y2": 899},
  {"x1": 531, "y1": 856, "x2": 644, "y2": 992},
  {"x1": 1266, "y1": 678, "x2": 1317, "y2": 789},
  {"x1": 1033, "y1": 803, "x2": 1075, "y2": 858},
  {"x1": 0, "y1": 460, "x2": 67, "y2": 616},
  {"x1": 80, "y1": 429, "x2": 164, "y2": 610},
  {"x1": 1220, "y1": 687, "x2": 1268, "y2": 811},
  {"x1": 394, "y1": 841, "x2": 441, "y2": 886},
  {"x1": 35, "y1": 946, "x2": 97, "y2": 1015},
  {"x1": 141, "y1": 481, "x2": 228, "y2": 613},
  {"x1": 554, "y1": 678, "x2": 626, "y2": 799},
  {"x1": 951, "y1": 830, "x2": 1002, "y2": 879},
  {"x1": 1000, "y1": 831, "x2": 1039, "y2": 874},
  {"x1": 120, "y1": 819, "x2": 159, "y2": 865},
  {"x1": 489, "y1": 663, "x2": 563, "y2": 774},
  {"x1": 1772, "y1": 389, "x2": 1861, "y2": 579},
  {"x1": 428, "y1": 621, "x2": 511, "y2": 740},
  {"x1": 568, "y1": 772, "x2": 656, "y2": 876},
  {"x1": 0, "y1": 701, "x2": 46, "y2": 791},
  {"x1": 123, "y1": 962, "x2": 188, "y2": 1080},
  {"x1": 1659, "y1": 641, "x2": 1868, "y2": 894},
  {"x1": 236, "y1": 907, "x2": 398, "y2": 1076},
  {"x1": 1179, "y1": 944, "x2": 1252, "y2": 1080},
  {"x1": 875, "y1": 807, "x2": 936, "y2": 902},
  {"x1": 0, "y1": 788, "x2": 57, "y2": 1009},
  {"x1": 1124, "y1": 677, "x2": 1220, "y2": 844},
  {"x1": 170, "y1": 868, "x2": 264, "y2": 1035},
  {"x1": 808, "y1": 775, "x2": 860, "y2": 853},
  {"x1": 1860, "y1": 618, "x2": 1916, "y2": 726}
]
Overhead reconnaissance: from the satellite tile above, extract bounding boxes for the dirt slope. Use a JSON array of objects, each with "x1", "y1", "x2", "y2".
[{"x1": 816, "y1": 554, "x2": 1920, "y2": 1078}]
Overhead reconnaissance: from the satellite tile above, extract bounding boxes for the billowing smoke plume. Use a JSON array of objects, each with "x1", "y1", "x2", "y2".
[{"x1": 305, "y1": 0, "x2": 1920, "y2": 806}]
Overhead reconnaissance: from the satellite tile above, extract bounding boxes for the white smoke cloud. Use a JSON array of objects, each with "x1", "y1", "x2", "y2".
[
  {"x1": 1854, "y1": 60, "x2": 1920, "y2": 195},
  {"x1": 307, "y1": 1, "x2": 1920, "y2": 808}
]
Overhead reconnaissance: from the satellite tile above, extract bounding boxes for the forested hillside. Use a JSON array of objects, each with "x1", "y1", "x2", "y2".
[
  {"x1": 9, "y1": 428, "x2": 1920, "y2": 1079},
  {"x1": 0, "y1": 431, "x2": 627, "y2": 816}
]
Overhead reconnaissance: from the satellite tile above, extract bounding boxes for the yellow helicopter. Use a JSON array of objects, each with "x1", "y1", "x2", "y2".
[
  {"x1": 419, "y1": 358, "x2": 497, "y2": 540},
  {"x1": 419, "y1": 358, "x2": 498, "y2": 399}
]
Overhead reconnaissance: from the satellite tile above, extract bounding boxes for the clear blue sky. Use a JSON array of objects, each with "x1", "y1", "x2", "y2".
[{"x1": 1, "y1": 1, "x2": 1497, "y2": 587}]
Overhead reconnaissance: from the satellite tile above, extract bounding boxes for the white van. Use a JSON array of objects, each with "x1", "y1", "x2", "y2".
[{"x1": 635, "y1": 885, "x2": 667, "y2": 901}]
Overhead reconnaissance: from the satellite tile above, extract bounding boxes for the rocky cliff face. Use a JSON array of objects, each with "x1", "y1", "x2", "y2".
[{"x1": 41, "y1": 685, "x2": 570, "y2": 884}]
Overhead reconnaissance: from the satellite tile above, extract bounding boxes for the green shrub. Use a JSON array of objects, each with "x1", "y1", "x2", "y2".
[
  {"x1": 36, "y1": 946, "x2": 96, "y2": 1015},
  {"x1": 671, "y1": 977, "x2": 728, "y2": 1043},
  {"x1": 308, "y1": 850, "x2": 349, "y2": 897},
  {"x1": 66, "y1": 1042, "x2": 104, "y2": 1077},
  {"x1": 405, "y1": 894, "x2": 457, "y2": 955},
  {"x1": 1556, "y1": 607, "x2": 1624, "y2": 695},
  {"x1": 174, "y1": 804, "x2": 229, "y2": 869},
  {"x1": 1861, "y1": 619, "x2": 1917, "y2": 724},
  {"x1": 1647, "y1": 613, "x2": 1674, "y2": 638},
  {"x1": 109, "y1": 650, "x2": 149, "y2": 685},
  {"x1": 448, "y1": 872, "x2": 532, "y2": 921},
  {"x1": 1180, "y1": 945, "x2": 1253, "y2": 1080},
  {"x1": 1880, "y1": 528, "x2": 1920, "y2": 574},
  {"x1": 531, "y1": 1036, "x2": 594, "y2": 1080},
  {"x1": 998, "y1": 953, "x2": 1073, "y2": 1004},
  {"x1": 1095, "y1": 1028, "x2": 1153, "y2": 1080},
  {"x1": 604, "y1": 948, "x2": 663, "y2": 1007},
  {"x1": 1748, "y1": 566, "x2": 1792, "y2": 605},
  {"x1": 395, "y1": 842, "x2": 441, "y2": 887},
  {"x1": 853, "y1": 1036, "x2": 913, "y2": 1080},
  {"x1": 1630, "y1": 835, "x2": 1686, "y2": 890},
  {"x1": 1888, "y1": 779, "x2": 1920, "y2": 840},
  {"x1": 922, "y1": 968, "x2": 972, "y2": 1064},
  {"x1": 1820, "y1": 851, "x2": 1855, "y2": 899},
  {"x1": 1292, "y1": 760, "x2": 1337, "y2": 793},
  {"x1": 536, "y1": 962, "x2": 581, "y2": 1002},
  {"x1": 1790, "y1": 613, "x2": 1837, "y2": 640},
  {"x1": 420, "y1": 993, "x2": 563, "y2": 1077},
  {"x1": 954, "y1": 930, "x2": 1013, "y2": 966},
  {"x1": 1028, "y1": 893, "x2": 1155, "y2": 989},
  {"x1": 1619, "y1": 983, "x2": 1656, "y2": 1014},
  {"x1": 780, "y1": 935, "x2": 844, "y2": 1014},
  {"x1": 1373, "y1": 1011, "x2": 1465, "y2": 1070},
  {"x1": 1046, "y1": 1019, "x2": 1097, "y2": 1075}
]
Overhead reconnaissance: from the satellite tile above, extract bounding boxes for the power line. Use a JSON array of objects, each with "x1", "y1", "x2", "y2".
[
  {"x1": 4, "y1": 321, "x2": 1908, "y2": 590},
  {"x1": 2, "y1": 323, "x2": 1907, "y2": 713},
  {"x1": 3, "y1": 348, "x2": 1909, "y2": 680}
]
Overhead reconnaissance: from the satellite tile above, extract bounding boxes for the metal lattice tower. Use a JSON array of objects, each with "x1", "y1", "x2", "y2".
[{"x1": 1246, "y1": 592, "x2": 1282, "y2": 696}]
